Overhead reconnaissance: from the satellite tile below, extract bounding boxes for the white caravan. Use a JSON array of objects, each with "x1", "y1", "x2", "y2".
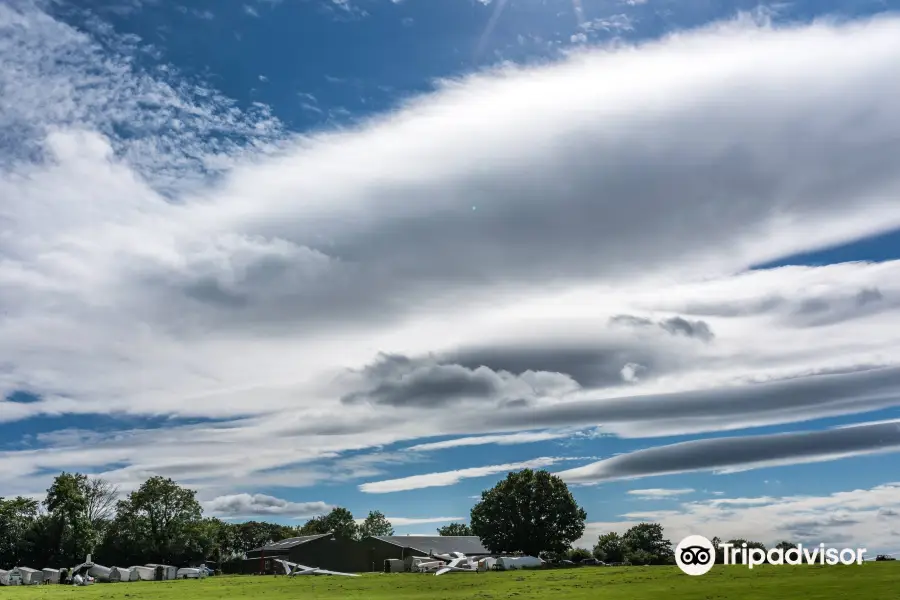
[{"x1": 176, "y1": 567, "x2": 207, "y2": 579}]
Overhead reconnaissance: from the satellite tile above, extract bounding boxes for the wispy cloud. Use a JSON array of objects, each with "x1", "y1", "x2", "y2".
[
  {"x1": 357, "y1": 516, "x2": 466, "y2": 526},
  {"x1": 627, "y1": 488, "x2": 695, "y2": 499},
  {"x1": 556, "y1": 422, "x2": 900, "y2": 484},
  {"x1": 359, "y1": 457, "x2": 573, "y2": 493},
  {"x1": 405, "y1": 429, "x2": 593, "y2": 452}
]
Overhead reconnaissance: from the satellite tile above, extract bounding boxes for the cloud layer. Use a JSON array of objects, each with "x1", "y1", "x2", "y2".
[
  {"x1": 555, "y1": 421, "x2": 900, "y2": 484},
  {"x1": 3, "y1": 2, "x2": 900, "y2": 517}
]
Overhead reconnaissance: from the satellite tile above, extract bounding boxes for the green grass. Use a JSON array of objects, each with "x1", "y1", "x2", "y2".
[{"x1": 5, "y1": 563, "x2": 898, "y2": 600}]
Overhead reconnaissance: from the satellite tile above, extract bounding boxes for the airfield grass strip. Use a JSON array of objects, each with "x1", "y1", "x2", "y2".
[{"x1": 4, "y1": 563, "x2": 898, "y2": 600}]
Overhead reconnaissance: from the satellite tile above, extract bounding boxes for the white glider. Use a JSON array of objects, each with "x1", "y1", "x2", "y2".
[{"x1": 274, "y1": 559, "x2": 359, "y2": 577}]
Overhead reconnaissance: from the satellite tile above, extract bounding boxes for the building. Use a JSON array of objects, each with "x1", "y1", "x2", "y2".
[
  {"x1": 240, "y1": 534, "x2": 338, "y2": 574},
  {"x1": 372, "y1": 536, "x2": 492, "y2": 559},
  {"x1": 347, "y1": 535, "x2": 493, "y2": 573},
  {"x1": 240, "y1": 533, "x2": 492, "y2": 574}
]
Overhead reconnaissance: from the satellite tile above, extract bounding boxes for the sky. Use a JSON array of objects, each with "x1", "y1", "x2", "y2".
[{"x1": 2, "y1": 0, "x2": 900, "y2": 555}]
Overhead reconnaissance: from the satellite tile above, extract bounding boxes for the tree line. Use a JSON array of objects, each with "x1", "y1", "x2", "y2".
[
  {"x1": 0, "y1": 472, "x2": 396, "y2": 570},
  {"x1": 1, "y1": 467, "x2": 794, "y2": 571}
]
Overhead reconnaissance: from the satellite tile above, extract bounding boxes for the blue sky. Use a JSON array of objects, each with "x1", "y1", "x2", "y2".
[{"x1": 3, "y1": 0, "x2": 900, "y2": 554}]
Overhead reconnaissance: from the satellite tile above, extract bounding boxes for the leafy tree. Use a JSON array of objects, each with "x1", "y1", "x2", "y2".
[
  {"x1": 0, "y1": 496, "x2": 39, "y2": 568},
  {"x1": 181, "y1": 518, "x2": 242, "y2": 564},
  {"x1": 358, "y1": 510, "x2": 393, "y2": 538},
  {"x1": 593, "y1": 532, "x2": 626, "y2": 563},
  {"x1": 775, "y1": 540, "x2": 797, "y2": 551},
  {"x1": 437, "y1": 522, "x2": 473, "y2": 536},
  {"x1": 470, "y1": 469, "x2": 586, "y2": 557},
  {"x1": 726, "y1": 538, "x2": 766, "y2": 551},
  {"x1": 621, "y1": 523, "x2": 674, "y2": 565},
  {"x1": 103, "y1": 476, "x2": 203, "y2": 565},
  {"x1": 44, "y1": 472, "x2": 96, "y2": 563},
  {"x1": 593, "y1": 523, "x2": 674, "y2": 565},
  {"x1": 567, "y1": 547, "x2": 593, "y2": 562},
  {"x1": 323, "y1": 507, "x2": 359, "y2": 540},
  {"x1": 297, "y1": 515, "x2": 330, "y2": 536},
  {"x1": 233, "y1": 521, "x2": 302, "y2": 551}
]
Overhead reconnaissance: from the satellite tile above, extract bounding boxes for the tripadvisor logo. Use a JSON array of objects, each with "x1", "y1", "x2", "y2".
[{"x1": 675, "y1": 535, "x2": 867, "y2": 576}]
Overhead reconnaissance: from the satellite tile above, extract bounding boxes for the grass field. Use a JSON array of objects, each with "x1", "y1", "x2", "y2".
[{"x1": 4, "y1": 564, "x2": 897, "y2": 600}]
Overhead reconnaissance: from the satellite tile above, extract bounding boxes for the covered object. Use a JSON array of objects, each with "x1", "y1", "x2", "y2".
[
  {"x1": 145, "y1": 564, "x2": 177, "y2": 580},
  {"x1": 0, "y1": 568, "x2": 23, "y2": 586},
  {"x1": 495, "y1": 556, "x2": 542, "y2": 570},
  {"x1": 129, "y1": 566, "x2": 155, "y2": 581},
  {"x1": 111, "y1": 567, "x2": 138, "y2": 582},
  {"x1": 42, "y1": 568, "x2": 62, "y2": 584},
  {"x1": 88, "y1": 564, "x2": 115, "y2": 582},
  {"x1": 18, "y1": 567, "x2": 44, "y2": 585}
]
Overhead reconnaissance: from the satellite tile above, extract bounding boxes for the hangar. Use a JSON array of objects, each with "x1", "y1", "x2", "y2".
[
  {"x1": 240, "y1": 534, "x2": 337, "y2": 574},
  {"x1": 240, "y1": 534, "x2": 492, "y2": 573},
  {"x1": 351, "y1": 535, "x2": 493, "y2": 572}
]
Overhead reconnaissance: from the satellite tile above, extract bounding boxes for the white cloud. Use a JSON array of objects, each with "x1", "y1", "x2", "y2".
[
  {"x1": 627, "y1": 488, "x2": 695, "y2": 499},
  {"x1": 357, "y1": 516, "x2": 466, "y2": 526},
  {"x1": 404, "y1": 428, "x2": 594, "y2": 452},
  {"x1": 3, "y1": 5, "x2": 900, "y2": 503},
  {"x1": 576, "y1": 483, "x2": 900, "y2": 555},
  {"x1": 203, "y1": 494, "x2": 331, "y2": 518},
  {"x1": 358, "y1": 457, "x2": 572, "y2": 493}
]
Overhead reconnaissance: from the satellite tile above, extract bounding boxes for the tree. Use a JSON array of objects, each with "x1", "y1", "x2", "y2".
[
  {"x1": 775, "y1": 540, "x2": 797, "y2": 551},
  {"x1": 44, "y1": 472, "x2": 95, "y2": 563},
  {"x1": 593, "y1": 524, "x2": 674, "y2": 565},
  {"x1": 437, "y1": 522, "x2": 473, "y2": 536},
  {"x1": 620, "y1": 523, "x2": 674, "y2": 565},
  {"x1": 593, "y1": 532, "x2": 626, "y2": 563},
  {"x1": 104, "y1": 476, "x2": 203, "y2": 565},
  {"x1": 0, "y1": 496, "x2": 39, "y2": 568},
  {"x1": 358, "y1": 510, "x2": 393, "y2": 538},
  {"x1": 84, "y1": 477, "x2": 119, "y2": 535},
  {"x1": 323, "y1": 507, "x2": 359, "y2": 540},
  {"x1": 297, "y1": 516, "x2": 330, "y2": 536},
  {"x1": 233, "y1": 521, "x2": 301, "y2": 551},
  {"x1": 470, "y1": 469, "x2": 586, "y2": 557},
  {"x1": 567, "y1": 547, "x2": 593, "y2": 562}
]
